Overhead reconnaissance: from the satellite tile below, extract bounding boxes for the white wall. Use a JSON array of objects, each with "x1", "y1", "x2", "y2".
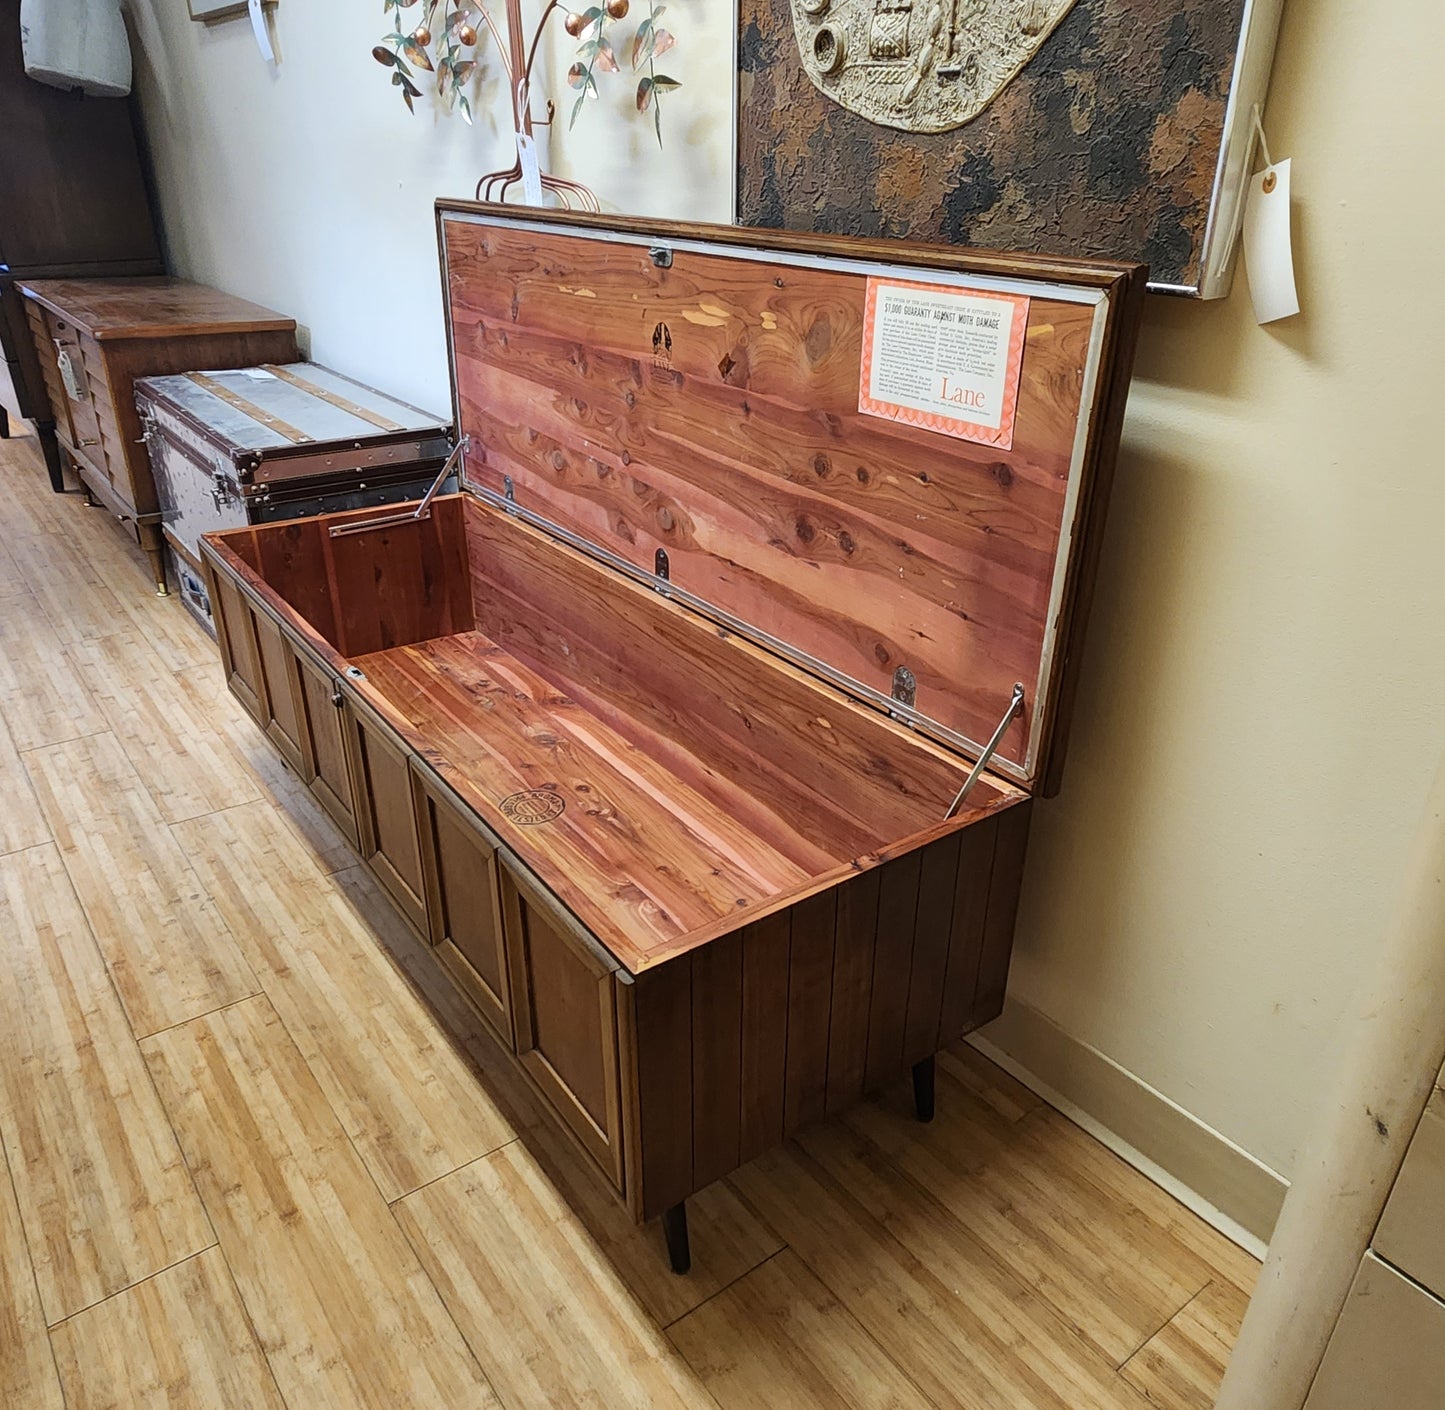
[
  {"x1": 124, "y1": 0, "x2": 733, "y2": 416},
  {"x1": 125, "y1": 0, "x2": 1445, "y2": 1207}
]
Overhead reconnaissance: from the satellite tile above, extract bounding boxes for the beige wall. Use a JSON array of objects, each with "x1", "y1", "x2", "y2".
[{"x1": 125, "y1": 0, "x2": 1445, "y2": 1193}]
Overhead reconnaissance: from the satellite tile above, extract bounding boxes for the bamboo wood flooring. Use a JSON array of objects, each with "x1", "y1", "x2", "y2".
[{"x1": 0, "y1": 428, "x2": 1256, "y2": 1409}]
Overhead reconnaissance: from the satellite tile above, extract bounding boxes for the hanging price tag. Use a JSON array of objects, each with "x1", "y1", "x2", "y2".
[
  {"x1": 247, "y1": 0, "x2": 275, "y2": 63},
  {"x1": 1242, "y1": 158, "x2": 1299, "y2": 324},
  {"x1": 516, "y1": 132, "x2": 543, "y2": 207}
]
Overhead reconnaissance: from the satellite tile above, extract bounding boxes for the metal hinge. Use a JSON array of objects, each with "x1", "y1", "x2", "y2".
[
  {"x1": 326, "y1": 436, "x2": 468, "y2": 539},
  {"x1": 944, "y1": 683, "x2": 1025, "y2": 818}
]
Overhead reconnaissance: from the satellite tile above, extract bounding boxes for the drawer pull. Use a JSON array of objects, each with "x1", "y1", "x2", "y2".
[
  {"x1": 331, "y1": 689, "x2": 344, "y2": 708},
  {"x1": 78, "y1": 438, "x2": 99, "y2": 447}
]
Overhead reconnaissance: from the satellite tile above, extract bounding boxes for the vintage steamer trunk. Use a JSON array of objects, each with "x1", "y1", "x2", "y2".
[
  {"x1": 136, "y1": 363, "x2": 452, "y2": 631},
  {"x1": 199, "y1": 202, "x2": 1145, "y2": 1271}
]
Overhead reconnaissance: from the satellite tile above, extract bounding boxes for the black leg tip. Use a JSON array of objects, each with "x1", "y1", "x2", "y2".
[
  {"x1": 662, "y1": 1202, "x2": 691, "y2": 1275},
  {"x1": 912, "y1": 1056, "x2": 936, "y2": 1124}
]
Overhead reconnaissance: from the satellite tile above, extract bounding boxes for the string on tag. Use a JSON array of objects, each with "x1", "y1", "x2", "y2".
[{"x1": 1251, "y1": 104, "x2": 1276, "y2": 193}]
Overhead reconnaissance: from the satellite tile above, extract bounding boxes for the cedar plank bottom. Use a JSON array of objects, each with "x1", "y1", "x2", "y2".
[{"x1": 199, "y1": 495, "x2": 1031, "y2": 1225}]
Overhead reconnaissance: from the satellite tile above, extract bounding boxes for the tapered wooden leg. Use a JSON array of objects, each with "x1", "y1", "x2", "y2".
[
  {"x1": 141, "y1": 526, "x2": 169, "y2": 597},
  {"x1": 912, "y1": 1055, "x2": 936, "y2": 1123},
  {"x1": 37, "y1": 422, "x2": 66, "y2": 493},
  {"x1": 662, "y1": 1201, "x2": 690, "y2": 1275},
  {"x1": 0, "y1": 404, "x2": 10, "y2": 438}
]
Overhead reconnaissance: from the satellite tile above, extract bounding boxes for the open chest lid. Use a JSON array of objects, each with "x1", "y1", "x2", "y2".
[
  {"x1": 437, "y1": 202, "x2": 1145, "y2": 794},
  {"x1": 134, "y1": 362, "x2": 452, "y2": 477}
]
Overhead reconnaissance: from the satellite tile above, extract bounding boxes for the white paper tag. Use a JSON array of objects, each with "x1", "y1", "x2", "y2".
[
  {"x1": 1242, "y1": 158, "x2": 1299, "y2": 324},
  {"x1": 248, "y1": 0, "x2": 275, "y2": 63},
  {"x1": 239, "y1": 369, "x2": 277, "y2": 380},
  {"x1": 517, "y1": 132, "x2": 543, "y2": 207}
]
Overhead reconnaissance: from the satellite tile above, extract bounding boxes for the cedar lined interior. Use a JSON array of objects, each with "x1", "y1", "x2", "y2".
[
  {"x1": 443, "y1": 215, "x2": 1103, "y2": 780},
  {"x1": 217, "y1": 495, "x2": 1019, "y2": 962}
]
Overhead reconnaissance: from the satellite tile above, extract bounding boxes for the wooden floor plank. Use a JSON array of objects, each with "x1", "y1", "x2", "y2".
[
  {"x1": 24, "y1": 732, "x2": 260, "y2": 1037},
  {"x1": 670, "y1": 1248, "x2": 931, "y2": 1409},
  {"x1": 0, "y1": 593, "x2": 106, "y2": 752},
  {"x1": 67, "y1": 629, "x2": 263, "y2": 824},
  {"x1": 5, "y1": 533, "x2": 128, "y2": 646},
  {"x1": 142, "y1": 996, "x2": 499, "y2": 1410},
  {"x1": 1121, "y1": 1279, "x2": 1251, "y2": 1410},
  {"x1": 1034, "y1": 1110, "x2": 1262, "y2": 1299},
  {"x1": 174, "y1": 801, "x2": 515, "y2": 1202},
  {"x1": 0, "y1": 716, "x2": 49, "y2": 858},
  {"x1": 49, "y1": 1247, "x2": 285, "y2": 1410},
  {"x1": 0, "y1": 844, "x2": 214, "y2": 1325},
  {"x1": 0, "y1": 444, "x2": 75, "y2": 538},
  {"x1": 394, "y1": 1143, "x2": 715, "y2": 1409},
  {"x1": 329, "y1": 862, "x2": 546, "y2": 1136},
  {"x1": 175, "y1": 664, "x2": 357, "y2": 876},
  {"x1": 0, "y1": 1141, "x2": 64, "y2": 1410},
  {"x1": 730, "y1": 1136, "x2": 1156, "y2": 1410},
  {"x1": 0, "y1": 535, "x2": 27, "y2": 599},
  {"x1": 840, "y1": 1071, "x2": 1210, "y2": 1366},
  {"x1": 84, "y1": 526, "x2": 216, "y2": 674},
  {"x1": 942, "y1": 1040, "x2": 1046, "y2": 1124},
  {"x1": 521, "y1": 1108, "x2": 785, "y2": 1327}
]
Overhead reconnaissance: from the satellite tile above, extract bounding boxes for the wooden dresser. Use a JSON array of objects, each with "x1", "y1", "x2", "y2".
[
  {"x1": 0, "y1": 0, "x2": 162, "y2": 488},
  {"x1": 1304, "y1": 1061, "x2": 1445, "y2": 1408},
  {"x1": 18, "y1": 278, "x2": 297, "y2": 593},
  {"x1": 200, "y1": 203, "x2": 1145, "y2": 1271}
]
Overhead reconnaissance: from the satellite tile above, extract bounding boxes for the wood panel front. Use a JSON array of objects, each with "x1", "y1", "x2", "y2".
[
  {"x1": 503, "y1": 863, "x2": 625, "y2": 1192},
  {"x1": 345, "y1": 699, "x2": 428, "y2": 935},
  {"x1": 628, "y1": 806, "x2": 1027, "y2": 1219},
  {"x1": 24, "y1": 298, "x2": 71, "y2": 440},
  {"x1": 415, "y1": 768, "x2": 513, "y2": 1047},
  {"x1": 209, "y1": 568, "x2": 268, "y2": 727},
  {"x1": 39, "y1": 312, "x2": 102, "y2": 456},
  {"x1": 290, "y1": 649, "x2": 359, "y2": 847},
  {"x1": 250, "y1": 611, "x2": 307, "y2": 775}
]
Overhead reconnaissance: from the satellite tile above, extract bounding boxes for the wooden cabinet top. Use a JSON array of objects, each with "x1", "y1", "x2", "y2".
[{"x1": 16, "y1": 276, "x2": 295, "y2": 343}]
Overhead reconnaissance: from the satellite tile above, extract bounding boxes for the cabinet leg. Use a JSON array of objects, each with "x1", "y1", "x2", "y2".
[
  {"x1": 0, "y1": 404, "x2": 9, "y2": 438},
  {"x1": 662, "y1": 1202, "x2": 690, "y2": 1275},
  {"x1": 141, "y1": 527, "x2": 170, "y2": 597},
  {"x1": 912, "y1": 1055, "x2": 936, "y2": 1124},
  {"x1": 37, "y1": 422, "x2": 66, "y2": 493}
]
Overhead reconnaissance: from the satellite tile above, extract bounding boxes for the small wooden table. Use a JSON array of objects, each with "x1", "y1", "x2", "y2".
[{"x1": 18, "y1": 276, "x2": 297, "y2": 594}]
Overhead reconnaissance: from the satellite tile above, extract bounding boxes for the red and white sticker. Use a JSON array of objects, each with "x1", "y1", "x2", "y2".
[{"x1": 859, "y1": 277, "x2": 1029, "y2": 450}]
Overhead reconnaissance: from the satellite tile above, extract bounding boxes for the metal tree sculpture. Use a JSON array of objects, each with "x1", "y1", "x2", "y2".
[{"x1": 372, "y1": 0, "x2": 680, "y2": 210}]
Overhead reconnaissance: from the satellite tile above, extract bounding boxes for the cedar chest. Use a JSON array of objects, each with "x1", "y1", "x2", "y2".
[{"x1": 199, "y1": 203, "x2": 1145, "y2": 1271}]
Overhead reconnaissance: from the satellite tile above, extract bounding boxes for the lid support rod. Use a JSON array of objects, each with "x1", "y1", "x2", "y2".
[
  {"x1": 327, "y1": 435, "x2": 470, "y2": 539},
  {"x1": 944, "y1": 683, "x2": 1025, "y2": 819}
]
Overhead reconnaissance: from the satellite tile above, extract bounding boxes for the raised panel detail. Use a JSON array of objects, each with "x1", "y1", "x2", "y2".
[
  {"x1": 291, "y1": 652, "x2": 358, "y2": 847},
  {"x1": 503, "y1": 864, "x2": 624, "y2": 1191},
  {"x1": 251, "y1": 612, "x2": 306, "y2": 774},
  {"x1": 416, "y1": 771, "x2": 512, "y2": 1047},
  {"x1": 211, "y1": 573, "x2": 267, "y2": 726},
  {"x1": 345, "y1": 701, "x2": 426, "y2": 934}
]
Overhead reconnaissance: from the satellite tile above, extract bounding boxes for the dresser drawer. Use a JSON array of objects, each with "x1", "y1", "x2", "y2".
[
  {"x1": 41, "y1": 310, "x2": 104, "y2": 459},
  {"x1": 1305, "y1": 1252, "x2": 1445, "y2": 1410},
  {"x1": 1374, "y1": 1086, "x2": 1445, "y2": 1298}
]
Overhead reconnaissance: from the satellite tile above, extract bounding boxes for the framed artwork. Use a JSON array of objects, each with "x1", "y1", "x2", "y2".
[{"x1": 736, "y1": 0, "x2": 1286, "y2": 296}]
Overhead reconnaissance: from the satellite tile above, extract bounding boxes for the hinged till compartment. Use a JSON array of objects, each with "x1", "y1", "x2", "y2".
[{"x1": 439, "y1": 204, "x2": 1144, "y2": 793}]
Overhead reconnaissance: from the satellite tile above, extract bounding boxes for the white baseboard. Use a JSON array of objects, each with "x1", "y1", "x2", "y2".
[{"x1": 970, "y1": 999, "x2": 1287, "y2": 1257}]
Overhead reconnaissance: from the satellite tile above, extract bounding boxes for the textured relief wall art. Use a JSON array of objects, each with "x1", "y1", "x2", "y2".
[{"x1": 739, "y1": 0, "x2": 1283, "y2": 294}]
